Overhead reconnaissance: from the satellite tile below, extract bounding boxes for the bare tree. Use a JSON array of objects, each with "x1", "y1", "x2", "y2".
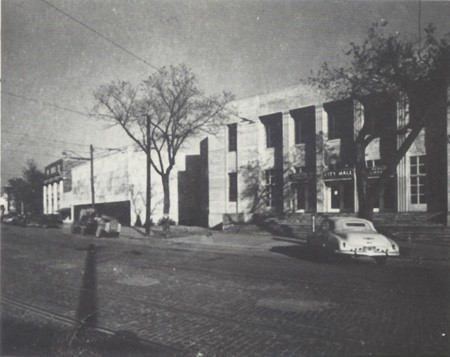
[
  {"x1": 92, "y1": 64, "x2": 233, "y2": 233},
  {"x1": 308, "y1": 22, "x2": 450, "y2": 220}
]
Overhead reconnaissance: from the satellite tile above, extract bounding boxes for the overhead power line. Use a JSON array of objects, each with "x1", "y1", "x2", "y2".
[
  {"x1": 39, "y1": 0, "x2": 163, "y2": 74},
  {"x1": 2, "y1": 91, "x2": 91, "y2": 117},
  {"x1": 1, "y1": 147, "x2": 64, "y2": 159},
  {"x1": 39, "y1": 0, "x2": 254, "y2": 124},
  {"x1": 3, "y1": 129, "x2": 128, "y2": 151}
]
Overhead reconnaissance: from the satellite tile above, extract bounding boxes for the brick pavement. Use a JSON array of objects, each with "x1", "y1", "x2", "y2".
[
  {"x1": 3, "y1": 224, "x2": 450, "y2": 356},
  {"x1": 110, "y1": 225, "x2": 450, "y2": 266}
]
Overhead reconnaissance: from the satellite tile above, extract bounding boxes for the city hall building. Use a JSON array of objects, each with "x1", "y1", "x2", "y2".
[
  {"x1": 206, "y1": 84, "x2": 450, "y2": 228},
  {"x1": 42, "y1": 84, "x2": 449, "y2": 229}
]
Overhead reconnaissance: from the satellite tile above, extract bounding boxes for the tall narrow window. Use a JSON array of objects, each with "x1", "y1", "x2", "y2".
[
  {"x1": 294, "y1": 114, "x2": 314, "y2": 144},
  {"x1": 264, "y1": 122, "x2": 276, "y2": 148},
  {"x1": 228, "y1": 172, "x2": 237, "y2": 202},
  {"x1": 265, "y1": 169, "x2": 275, "y2": 207},
  {"x1": 294, "y1": 118, "x2": 303, "y2": 144},
  {"x1": 327, "y1": 112, "x2": 346, "y2": 140},
  {"x1": 228, "y1": 123, "x2": 237, "y2": 152},
  {"x1": 326, "y1": 105, "x2": 352, "y2": 140},
  {"x1": 410, "y1": 155, "x2": 426, "y2": 204}
]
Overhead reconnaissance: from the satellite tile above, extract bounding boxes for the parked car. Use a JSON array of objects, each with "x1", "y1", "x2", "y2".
[
  {"x1": 307, "y1": 217, "x2": 400, "y2": 264},
  {"x1": 1, "y1": 213, "x2": 20, "y2": 225},
  {"x1": 22, "y1": 214, "x2": 62, "y2": 228},
  {"x1": 71, "y1": 208, "x2": 121, "y2": 238}
]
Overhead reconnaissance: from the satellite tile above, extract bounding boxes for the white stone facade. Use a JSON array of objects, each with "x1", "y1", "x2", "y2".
[{"x1": 208, "y1": 84, "x2": 448, "y2": 227}]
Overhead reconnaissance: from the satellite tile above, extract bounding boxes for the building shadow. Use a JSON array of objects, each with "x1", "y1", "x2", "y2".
[
  {"x1": 69, "y1": 243, "x2": 178, "y2": 356},
  {"x1": 270, "y1": 244, "x2": 314, "y2": 261},
  {"x1": 270, "y1": 244, "x2": 358, "y2": 265}
]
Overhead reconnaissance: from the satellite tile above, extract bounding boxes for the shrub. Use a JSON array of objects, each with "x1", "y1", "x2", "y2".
[{"x1": 157, "y1": 217, "x2": 176, "y2": 226}]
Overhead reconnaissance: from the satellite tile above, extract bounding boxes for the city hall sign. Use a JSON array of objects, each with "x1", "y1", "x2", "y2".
[{"x1": 323, "y1": 169, "x2": 354, "y2": 180}]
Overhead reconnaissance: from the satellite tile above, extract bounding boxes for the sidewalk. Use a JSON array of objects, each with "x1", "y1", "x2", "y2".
[
  {"x1": 115, "y1": 226, "x2": 450, "y2": 265},
  {"x1": 117, "y1": 226, "x2": 298, "y2": 257}
]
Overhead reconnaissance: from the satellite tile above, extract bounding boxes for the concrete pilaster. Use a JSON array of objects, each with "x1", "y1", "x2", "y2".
[
  {"x1": 43, "y1": 185, "x2": 47, "y2": 214},
  {"x1": 282, "y1": 111, "x2": 293, "y2": 213},
  {"x1": 59, "y1": 181, "x2": 64, "y2": 210},
  {"x1": 315, "y1": 106, "x2": 327, "y2": 213},
  {"x1": 47, "y1": 184, "x2": 53, "y2": 214},
  {"x1": 53, "y1": 182, "x2": 59, "y2": 212}
]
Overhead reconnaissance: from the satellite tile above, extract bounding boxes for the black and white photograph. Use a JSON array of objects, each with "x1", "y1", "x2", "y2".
[{"x1": 1, "y1": 0, "x2": 450, "y2": 355}]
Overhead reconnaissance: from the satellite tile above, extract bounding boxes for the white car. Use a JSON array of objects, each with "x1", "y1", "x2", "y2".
[{"x1": 307, "y1": 217, "x2": 400, "y2": 264}]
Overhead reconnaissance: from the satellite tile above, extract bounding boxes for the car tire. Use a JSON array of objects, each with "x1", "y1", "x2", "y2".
[
  {"x1": 81, "y1": 227, "x2": 87, "y2": 235},
  {"x1": 375, "y1": 256, "x2": 388, "y2": 265}
]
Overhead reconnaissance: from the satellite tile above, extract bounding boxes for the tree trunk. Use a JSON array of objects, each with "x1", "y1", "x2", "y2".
[
  {"x1": 354, "y1": 141, "x2": 374, "y2": 220},
  {"x1": 145, "y1": 153, "x2": 151, "y2": 235},
  {"x1": 162, "y1": 173, "x2": 171, "y2": 232}
]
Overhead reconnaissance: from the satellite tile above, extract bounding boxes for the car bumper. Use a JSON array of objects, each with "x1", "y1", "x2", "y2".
[{"x1": 335, "y1": 249, "x2": 400, "y2": 257}]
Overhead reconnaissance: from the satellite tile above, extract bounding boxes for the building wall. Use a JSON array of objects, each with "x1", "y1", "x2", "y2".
[
  {"x1": 70, "y1": 147, "x2": 180, "y2": 226},
  {"x1": 209, "y1": 85, "x2": 325, "y2": 227},
  {"x1": 178, "y1": 138, "x2": 209, "y2": 227},
  {"x1": 208, "y1": 85, "x2": 448, "y2": 226}
]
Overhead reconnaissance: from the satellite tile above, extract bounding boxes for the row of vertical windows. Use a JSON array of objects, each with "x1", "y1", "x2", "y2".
[
  {"x1": 230, "y1": 159, "x2": 427, "y2": 208},
  {"x1": 410, "y1": 155, "x2": 426, "y2": 204}
]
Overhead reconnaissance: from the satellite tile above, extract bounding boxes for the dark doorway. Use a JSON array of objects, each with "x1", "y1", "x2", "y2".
[{"x1": 74, "y1": 201, "x2": 131, "y2": 226}]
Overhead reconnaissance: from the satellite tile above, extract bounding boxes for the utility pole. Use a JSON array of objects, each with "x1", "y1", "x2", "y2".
[{"x1": 145, "y1": 115, "x2": 152, "y2": 235}]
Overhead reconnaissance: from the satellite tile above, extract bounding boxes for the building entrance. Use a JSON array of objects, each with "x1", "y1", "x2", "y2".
[
  {"x1": 295, "y1": 182, "x2": 315, "y2": 212},
  {"x1": 327, "y1": 181, "x2": 354, "y2": 212}
]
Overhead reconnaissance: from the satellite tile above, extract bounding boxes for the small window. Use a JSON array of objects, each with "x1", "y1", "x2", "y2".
[
  {"x1": 228, "y1": 123, "x2": 237, "y2": 152},
  {"x1": 228, "y1": 172, "x2": 237, "y2": 202}
]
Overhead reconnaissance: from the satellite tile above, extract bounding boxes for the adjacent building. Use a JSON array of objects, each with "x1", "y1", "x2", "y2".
[
  {"x1": 43, "y1": 158, "x2": 80, "y2": 219},
  {"x1": 69, "y1": 146, "x2": 180, "y2": 225}
]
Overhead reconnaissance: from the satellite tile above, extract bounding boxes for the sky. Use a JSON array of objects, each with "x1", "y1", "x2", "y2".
[{"x1": 2, "y1": 0, "x2": 450, "y2": 184}]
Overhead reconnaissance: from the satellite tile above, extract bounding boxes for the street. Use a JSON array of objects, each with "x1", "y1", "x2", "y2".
[{"x1": 1, "y1": 224, "x2": 449, "y2": 356}]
